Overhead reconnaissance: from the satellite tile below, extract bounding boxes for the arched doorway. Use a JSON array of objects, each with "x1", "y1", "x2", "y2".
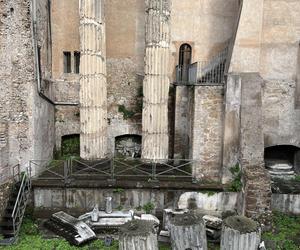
[
  {"x1": 179, "y1": 44, "x2": 192, "y2": 82},
  {"x1": 264, "y1": 145, "x2": 300, "y2": 177}
]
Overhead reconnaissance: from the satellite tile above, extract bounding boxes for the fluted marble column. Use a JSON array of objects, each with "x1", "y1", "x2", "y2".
[
  {"x1": 79, "y1": 0, "x2": 107, "y2": 159},
  {"x1": 142, "y1": 0, "x2": 171, "y2": 160}
]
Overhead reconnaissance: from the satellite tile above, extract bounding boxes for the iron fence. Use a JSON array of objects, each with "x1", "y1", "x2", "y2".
[
  {"x1": 30, "y1": 157, "x2": 198, "y2": 183},
  {"x1": 29, "y1": 160, "x2": 68, "y2": 181}
]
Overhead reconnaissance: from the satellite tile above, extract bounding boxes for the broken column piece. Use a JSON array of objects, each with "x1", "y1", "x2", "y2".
[
  {"x1": 119, "y1": 220, "x2": 159, "y2": 250},
  {"x1": 169, "y1": 213, "x2": 208, "y2": 250},
  {"x1": 91, "y1": 205, "x2": 99, "y2": 222},
  {"x1": 221, "y1": 216, "x2": 261, "y2": 250},
  {"x1": 45, "y1": 211, "x2": 96, "y2": 246},
  {"x1": 203, "y1": 215, "x2": 222, "y2": 241},
  {"x1": 79, "y1": 0, "x2": 108, "y2": 159},
  {"x1": 163, "y1": 208, "x2": 188, "y2": 230},
  {"x1": 141, "y1": 0, "x2": 171, "y2": 160}
]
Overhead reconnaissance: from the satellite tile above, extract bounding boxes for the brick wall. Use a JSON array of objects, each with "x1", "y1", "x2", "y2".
[{"x1": 191, "y1": 85, "x2": 224, "y2": 181}]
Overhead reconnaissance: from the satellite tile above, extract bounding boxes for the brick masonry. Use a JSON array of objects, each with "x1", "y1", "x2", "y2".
[{"x1": 191, "y1": 85, "x2": 224, "y2": 181}]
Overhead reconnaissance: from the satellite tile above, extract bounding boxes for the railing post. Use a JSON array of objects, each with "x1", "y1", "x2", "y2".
[
  {"x1": 110, "y1": 158, "x2": 115, "y2": 180},
  {"x1": 107, "y1": 157, "x2": 116, "y2": 185},
  {"x1": 64, "y1": 160, "x2": 68, "y2": 184}
]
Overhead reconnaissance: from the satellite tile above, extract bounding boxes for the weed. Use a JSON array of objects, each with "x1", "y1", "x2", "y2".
[
  {"x1": 228, "y1": 164, "x2": 242, "y2": 192},
  {"x1": 200, "y1": 190, "x2": 217, "y2": 197},
  {"x1": 143, "y1": 202, "x2": 155, "y2": 214},
  {"x1": 113, "y1": 188, "x2": 124, "y2": 193},
  {"x1": 118, "y1": 105, "x2": 135, "y2": 120},
  {"x1": 116, "y1": 205, "x2": 123, "y2": 211},
  {"x1": 262, "y1": 211, "x2": 300, "y2": 250}
]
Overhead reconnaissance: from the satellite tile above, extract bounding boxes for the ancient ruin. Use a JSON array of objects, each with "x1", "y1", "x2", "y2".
[{"x1": 0, "y1": 0, "x2": 300, "y2": 248}]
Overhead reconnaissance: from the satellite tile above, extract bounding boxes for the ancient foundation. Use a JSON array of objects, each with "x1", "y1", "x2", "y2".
[
  {"x1": 141, "y1": 0, "x2": 171, "y2": 160},
  {"x1": 79, "y1": 0, "x2": 108, "y2": 159}
]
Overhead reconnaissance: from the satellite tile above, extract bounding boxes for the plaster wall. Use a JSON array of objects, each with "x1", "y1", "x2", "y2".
[
  {"x1": 0, "y1": 0, "x2": 54, "y2": 172},
  {"x1": 171, "y1": 0, "x2": 239, "y2": 79},
  {"x1": 227, "y1": 0, "x2": 300, "y2": 160}
]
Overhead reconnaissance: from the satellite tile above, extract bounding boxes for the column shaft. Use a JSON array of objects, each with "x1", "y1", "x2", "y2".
[
  {"x1": 79, "y1": 0, "x2": 107, "y2": 159},
  {"x1": 142, "y1": 0, "x2": 171, "y2": 160}
]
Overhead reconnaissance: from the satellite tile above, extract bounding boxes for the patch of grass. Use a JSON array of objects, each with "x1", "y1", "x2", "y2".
[
  {"x1": 143, "y1": 202, "x2": 155, "y2": 214},
  {"x1": 262, "y1": 211, "x2": 300, "y2": 250},
  {"x1": 159, "y1": 243, "x2": 171, "y2": 250},
  {"x1": 208, "y1": 242, "x2": 220, "y2": 250},
  {"x1": 0, "y1": 217, "x2": 119, "y2": 250}
]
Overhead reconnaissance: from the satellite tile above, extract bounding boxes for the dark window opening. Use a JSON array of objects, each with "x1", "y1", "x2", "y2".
[
  {"x1": 74, "y1": 51, "x2": 80, "y2": 74},
  {"x1": 63, "y1": 51, "x2": 71, "y2": 73},
  {"x1": 61, "y1": 134, "x2": 80, "y2": 157},
  {"x1": 179, "y1": 44, "x2": 192, "y2": 82},
  {"x1": 115, "y1": 134, "x2": 142, "y2": 158}
]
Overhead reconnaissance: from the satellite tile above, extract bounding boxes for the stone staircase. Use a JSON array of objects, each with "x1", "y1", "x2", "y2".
[{"x1": 0, "y1": 172, "x2": 31, "y2": 245}]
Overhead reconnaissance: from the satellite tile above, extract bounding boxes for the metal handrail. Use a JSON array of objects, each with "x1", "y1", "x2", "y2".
[
  {"x1": 176, "y1": 46, "x2": 229, "y2": 85},
  {"x1": 11, "y1": 169, "x2": 31, "y2": 237}
]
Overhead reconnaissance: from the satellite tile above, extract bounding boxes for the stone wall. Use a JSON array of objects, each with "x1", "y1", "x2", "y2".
[
  {"x1": 191, "y1": 86, "x2": 224, "y2": 181},
  {"x1": 240, "y1": 73, "x2": 271, "y2": 217},
  {"x1": 33, "y1": 187, "x2": 240, "y2": 217},
  {"x1": 0, "y1": 0, "x2": 54, "y2": 172},
  {"x1": 0, "y1": 181, "x2": 13, "y2": 220},
  {"x1": 262, "y1": 80, "x2": 300, "y2": 148}
]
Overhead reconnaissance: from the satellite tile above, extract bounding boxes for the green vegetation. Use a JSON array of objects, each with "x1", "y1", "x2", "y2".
[
  {"x1": 294, "y1": 175, "x2": 300, "y2": 182},
  {"x1": 142, "y1": 202, "x2": 155, "y2": 214},
  {"x1": 113, "y1": 188, "x2": 124, "y2": 194},
  {"x1": 118, "y1": 105, "x2": 135, "y2": 120},
  {"x1": 116, "y1": 205, "x2": 123, "y2": 211},
  {"x1": 228, "y1": 164, "x2": 242, "y2": 192},
  {"x1": 61, "y1": 135, "x2": 80, "y2": 158},
  {"x1": 200, "y1": 190, "x2": 217, "y2": 197},
  {"x1": 262, "y1": 212, "x2": 300, "y2": 250},
  {"x1": 117, "y1": 86, "x2": 143, "y2": 120},
  {"x1": 135, "y1": 205, "x2": 142, "y2": 211}
]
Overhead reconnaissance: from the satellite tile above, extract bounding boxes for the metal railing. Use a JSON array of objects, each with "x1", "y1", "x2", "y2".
[
  {"x1": 29, "y1": 160, "x2": 68, "y2": 181},
  {"x1": 11, "y1": 168, "x2": 31, "y2": 239},
  {"x1": 30, "y1": 157, "x2": 198, "y2": 183},
  {"x1": 176, "y1": 47, "x2": 228, "y2": 85}
]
